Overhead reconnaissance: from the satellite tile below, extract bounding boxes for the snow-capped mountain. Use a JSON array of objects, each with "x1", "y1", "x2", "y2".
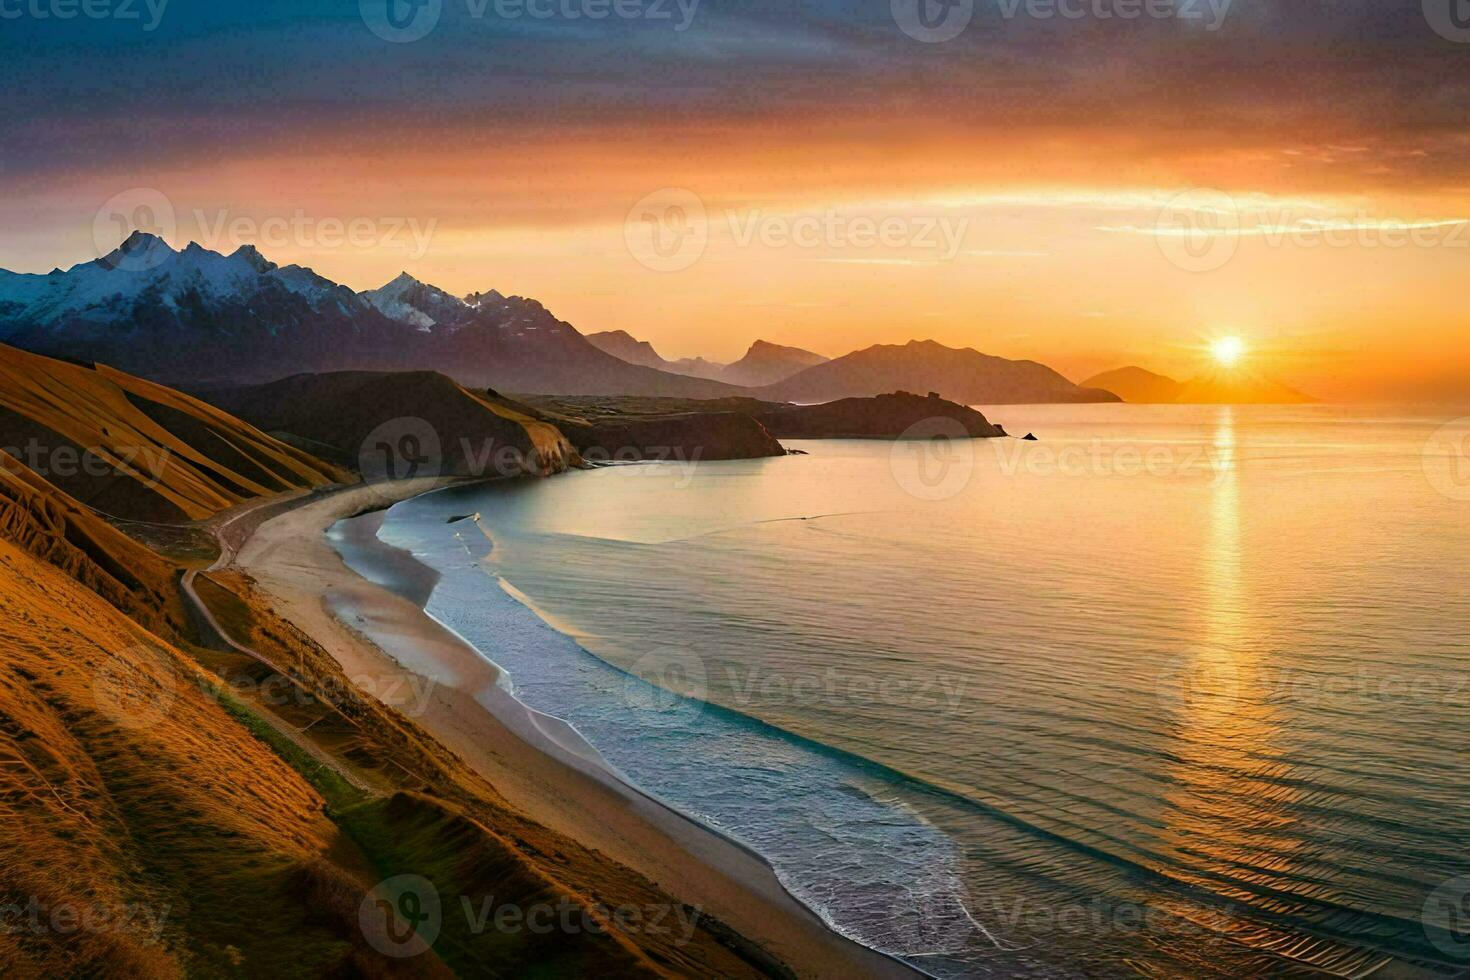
[
  {"x1": 358, "y1": 273, "x2": 585, "y2": 351},
  {"x1": 359, "y1": 271, "x2": 473, "y2": 332},
  {"x1": 0, "y1": 234, "x2": 745, "y2": 396},
  {"x1": 0, "y1": 232, "x2": 364, "y2": 334}
]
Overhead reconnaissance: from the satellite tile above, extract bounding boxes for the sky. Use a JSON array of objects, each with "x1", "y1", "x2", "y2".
[{"x1": 2, "y1": 0, "x2": 1468, "y2": 399}]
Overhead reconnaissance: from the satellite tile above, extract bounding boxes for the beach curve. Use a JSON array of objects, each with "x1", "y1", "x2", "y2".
[{"x1": 232, "y1": 477, "x2": 920, "y2": 980}]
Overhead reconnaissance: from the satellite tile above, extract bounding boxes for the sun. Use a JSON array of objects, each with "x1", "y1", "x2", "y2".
[{"x1": 1211, "y1": 336, "x2": 1247, "y2": 367}]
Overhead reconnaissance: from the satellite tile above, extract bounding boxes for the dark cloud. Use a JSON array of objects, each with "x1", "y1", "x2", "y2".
[{"x1": 1, "y1": 0, "x2": 1467, "y2": 183}]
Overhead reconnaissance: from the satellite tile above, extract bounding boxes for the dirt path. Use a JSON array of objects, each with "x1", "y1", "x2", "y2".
[{"x1": 178, "y1": 486, "x2": 379, "y2": 797}]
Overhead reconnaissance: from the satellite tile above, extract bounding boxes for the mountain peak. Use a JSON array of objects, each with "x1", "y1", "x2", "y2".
[
  {"x1": 230, "y1": 243, "x2": 276, "y2": 273},
  {"x1": 380, "y1": 271, "x2": 423, "y2": 292},
  {"x1": 760, "y1": 339, "x2": 1117, "y2": 405},
  {"x1": 716, "y1": 339, "x2": 829, "y2": 387},
  {"x1": 359, "y1": 271, "x2": 473, "y2": 332},
  {"x1": 98, "y1": 231, "x2": 176, "y2": 271},
  {"x1": 465, "y1": 288, "x2": 506, "y2": 308},
  {"x1": 586, "y1": 330, "x2": 667, "y2": 369},
  {"x1": 119, "y1": 230, "x2": 172, "y2": 253},
  {"x1": 741, "y1": 338, "x2": 826, "y2": 360}
]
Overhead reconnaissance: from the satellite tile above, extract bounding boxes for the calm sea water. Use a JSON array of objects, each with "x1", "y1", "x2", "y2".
[{"x1": 357, "y1": 404, "x2": 1470, "y2": 978}]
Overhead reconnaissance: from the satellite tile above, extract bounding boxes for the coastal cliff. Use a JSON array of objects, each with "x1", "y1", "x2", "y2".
[
  {"x1": 514, "y1": 394, "x2": 789, "y2": 460},
  {"x1": 757, "y1": 390, "x2": 1006, "y2": 439},
  {"x1": 561, "y1": 412, "x2": 787, "y2": 462},
  {"x1": 0, "y1": 348, "x2": 820, "y2": 977},
  {"x1": 201, "y1": 371, "x2": 582, "y2": 479},
  {"x1": 524, "y1": 389, "x2": 1009, "y2": 450}
]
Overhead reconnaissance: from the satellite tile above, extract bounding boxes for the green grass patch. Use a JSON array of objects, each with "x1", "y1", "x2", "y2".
[{"x1": 208, "y1": 684, "x2": 366, "y2": 811}]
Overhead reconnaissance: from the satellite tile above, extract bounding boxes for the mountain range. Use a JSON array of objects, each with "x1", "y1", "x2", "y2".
[
  {"x1": 587, "y1": 332, "x2": 830, "y2": 386},
  {"x1": 586, "y1": 331, "x2": 1118, "y2": 404},
  {"x1": 0, "y1": 233, "x2": 736, "y2": 397},
  {"x1": 755, "y1": 340, "x2": 1119, "y2": 405},
  {"x1": 1083, "y1": 366, "x2": 1314, "y2": 404},
  {"x1": 721, "y1": 340, "x2": 831, "y2": 386},
  {"x1": 0, "y1": 233, "x2": 1119, "y2": 404}
]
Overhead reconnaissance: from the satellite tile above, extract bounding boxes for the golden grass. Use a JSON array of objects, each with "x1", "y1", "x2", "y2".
[
  {"x1": 0, "y1": 451, "x2": 181, "y2": 634},
  {"x1": 0, "y1": 509, "x2": 778, "y2": 979},
  {"x1": 0, "y1": 345, "x2": 345, "y2": 521},
  {"x1": 0, "y1": 350, "x2": 784, "y2": 979},
  {"x1": 0, "y1": 538, "x2": 348, "y2": 975}
]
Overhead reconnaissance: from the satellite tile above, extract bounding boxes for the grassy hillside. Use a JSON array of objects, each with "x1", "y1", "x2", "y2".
[
  {"x1": 0, "y1": 451, "x2": 181, "y2": 633},
  {"x1": 0, "y1": 537, "x2": 363, "y2": 976},
  {"x1": 0, "y1": 345, "x2": 346, "y2": 523},
  {"x1": 0, "y1": 530, "x2": 777, "y2": 977},
  {"x1": 201, "y1": 371, "x2": 580, "y2": 480},
  {"x1": 0, "y1": 352, "x2": 783, "y2": 979}
]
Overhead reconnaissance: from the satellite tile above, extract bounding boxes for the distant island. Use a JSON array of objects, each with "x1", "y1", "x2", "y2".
[
  {"x1": 1083, "y1": 365, "x2": 1314, "y2": 405},
  {"x1": 524, "y1": 389, "x2": 1011, "y2": 461}
]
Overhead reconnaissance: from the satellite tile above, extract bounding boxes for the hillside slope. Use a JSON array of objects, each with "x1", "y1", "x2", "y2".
[
  {"x1": 200, "y1": 371, "x2": 581, "y2": 480},
  {"x1": 0, "y1": 451, "x2": 180, "y2": 632},
  {"x1": 0, "y1": 344, "x2": 345, "y2": 523},
  {"x1": 0, "y1": 536, "x2": 377, "y2": 976}
]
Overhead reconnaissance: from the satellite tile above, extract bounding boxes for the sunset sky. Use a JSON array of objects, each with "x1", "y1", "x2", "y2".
[{"x1": 3, "y1": 0, "x2": 1468, "y2": 400}]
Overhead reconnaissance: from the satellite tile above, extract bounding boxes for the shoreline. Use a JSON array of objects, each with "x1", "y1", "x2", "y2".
[{"x1": 233, "y1": 477, "x2": 919, "y2": 980}]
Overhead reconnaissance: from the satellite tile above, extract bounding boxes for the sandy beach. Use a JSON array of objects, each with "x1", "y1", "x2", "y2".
[{"x1": 234, "y1": 478, "x2": 916, "y2": 980}]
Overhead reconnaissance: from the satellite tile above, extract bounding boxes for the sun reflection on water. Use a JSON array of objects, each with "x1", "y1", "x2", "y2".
[{"x1": 1155, "y1": 408, "x2": 1310, "y2": 937}]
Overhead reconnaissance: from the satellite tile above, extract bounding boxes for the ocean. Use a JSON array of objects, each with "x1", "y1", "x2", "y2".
[{"x1": 339, "y1": 404, "x2": 1470, "y2": 978}]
